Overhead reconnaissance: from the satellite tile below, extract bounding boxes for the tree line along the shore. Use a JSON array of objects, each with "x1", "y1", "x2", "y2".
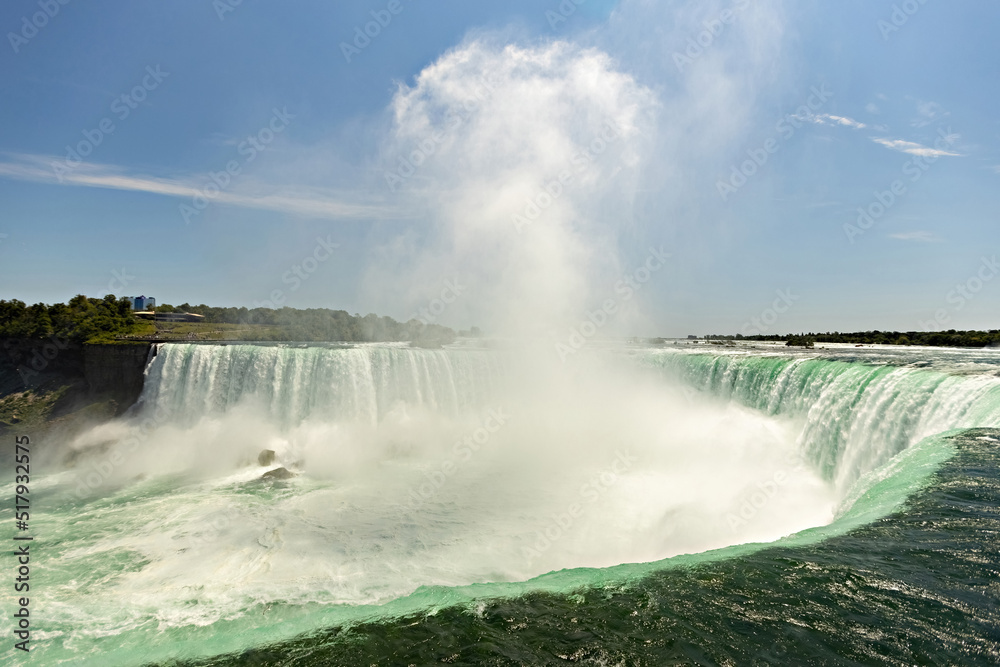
[
  {"x1": 704, "y1": 330, "x2": 1000, "y2": 348},
  {"x1": 0, "y1": 296, "x2": 457, "y2": 345},
  {"x1": 2, "y1": 296, "x2": 997, "y2": 348}
]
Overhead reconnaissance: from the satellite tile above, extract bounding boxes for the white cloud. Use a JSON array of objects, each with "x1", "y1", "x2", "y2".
[
  {"x1": 807, "y1": 114, "x2": 963, "y2": 170},
  {"x1": 889, "y1": 231, "x2": 938, "y2": 242},
  {"x1": 865, "y1": 102, "x2": 879, "y2": 114},
  {"x1": 813, "y1": 113, "x2": 866, "y2": 129},
  {"x1": 870, "y1": 138, "x2": 961, "y2": 157},
  {"x1": 0, "y1": 152, "x2": 401, "y2": 220}
]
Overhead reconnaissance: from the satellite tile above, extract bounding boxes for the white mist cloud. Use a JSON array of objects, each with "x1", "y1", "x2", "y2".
[
  {"x1": 364, "y1": 0, "x2": 796, "y2": 338},
  {"x1": 365, "y1": 39, "x2": 658, "y2": 337}
]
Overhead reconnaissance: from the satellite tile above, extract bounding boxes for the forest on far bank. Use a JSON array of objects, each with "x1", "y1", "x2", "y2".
[
  {"x1": 704, "y1": 330, "x2": 1000, "y2": 348},
  {"x1": 0, "y1": 296, "x2": 457, "y2": 345}
]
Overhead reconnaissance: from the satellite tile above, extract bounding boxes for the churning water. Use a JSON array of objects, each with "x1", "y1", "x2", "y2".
[{"x1": 6, "y1": 342, "x2": 1000, "y2": 665}]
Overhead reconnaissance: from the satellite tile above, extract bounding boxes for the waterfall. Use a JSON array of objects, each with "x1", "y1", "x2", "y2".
[
  {"x1": 138, "y1": 343, "x2": 506, "y2": 427},
  {"x1": 643, "y1": 350, "x2": 1000, "y2": 491}
]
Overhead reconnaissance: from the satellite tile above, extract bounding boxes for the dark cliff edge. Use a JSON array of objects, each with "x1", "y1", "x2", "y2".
[
  {"x1": 0, "y1": 339, "x2": 153, "y2": 438},
  {"x1": 82, "y1": 343, "x2": 153, "y2": 407}
]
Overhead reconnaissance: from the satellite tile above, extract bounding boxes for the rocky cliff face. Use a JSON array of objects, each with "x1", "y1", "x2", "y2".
[
  {"x1": 82, "y1": 343, "x2": 153, "y2": 408},
  {"x1": 0, "y1": 340, "x2": 153, "y2": 433},
  {"x1": 1, "y1": 338, "x2": 85, "y2": 394}
]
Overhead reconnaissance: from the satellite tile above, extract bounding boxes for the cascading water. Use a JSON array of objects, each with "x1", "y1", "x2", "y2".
[
  {"x1": 139, "y1": 343, "x2": 507, "y2": 427},
  {"x1": 642, "y1": 348, "x2": 1000, "y2": 494},
  {"x1": 10, "y1": 342, "x2": 1000, "y2": 666}
]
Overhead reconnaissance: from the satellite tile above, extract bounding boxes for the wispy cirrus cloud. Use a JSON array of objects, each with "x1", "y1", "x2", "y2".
[
  {"x1": 870, "y1": 137, "x2": 961, "y2": 157},
  {"x1": 807, "y1": 104, "x2": 963, "y2": 159},
  {"x1": 0, "y1": 152, "x2": 404, "y2": 221},
  {"x1": 889, "y1": 230, "x2": 939, "y2": 242},
  {"x1": 813, "y1": 113, "x2": 866, "y2": 129}
]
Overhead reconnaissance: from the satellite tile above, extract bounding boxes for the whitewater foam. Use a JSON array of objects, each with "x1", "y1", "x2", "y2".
[{"x1": 19, "y1": 343, "x2": 1000, "y2": 665}]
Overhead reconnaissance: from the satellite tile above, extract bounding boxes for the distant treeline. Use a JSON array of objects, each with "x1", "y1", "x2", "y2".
[
  {"x1": 0, "y1": 295, "x2": 139, "y2": 343},
  {"x1": 160, "y1": 302, "x2": 455, "y2": 343},
  {"x1": 0, "y1": 296, "x2": 456, "y2": 344},
  {"x1": 704, "y1": 330, "x2": 1000, "y2": 348}
]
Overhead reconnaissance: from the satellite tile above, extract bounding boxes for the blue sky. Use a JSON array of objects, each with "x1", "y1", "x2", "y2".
[{"x1": 0, "y1": 0, "x2": 997, "y2": 337}]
